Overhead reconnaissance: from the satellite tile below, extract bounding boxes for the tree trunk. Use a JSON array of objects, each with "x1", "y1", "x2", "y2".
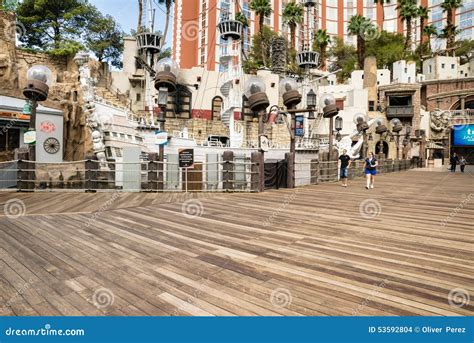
[
  {"x1": 54, "y1": 23, "x2": 61, "y2": 49},
  {"x1": 357, "y1": 36, "x2": 364, "y2": 69},
  {"x1": 290, "y1": 26, "x2": 296, "y2": 50},
  {"x1": 380, "y1": 4, "x2": 385, "y2": 30},
  {"x1": 138, "y1": 0, "x2": 143, "y2": 33},
  {"x1": 259, "y1": 14, "x2": 266, "y2": 66},
  {"x1": 320, "y1": 46, "x2": 326, "y2": 70},
  {"x1": 446, "y1": 9, "x2": 454, "y2": 55},
  {"x1": 405, "y1": 18, "x2": 412, "y2": 52},
  {"x1": 161, "y1": 0, "x2": 171, "y2": 48}
]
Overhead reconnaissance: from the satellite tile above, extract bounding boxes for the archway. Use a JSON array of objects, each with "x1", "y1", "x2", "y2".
[{"x1": 449, "y1": 95, "x2": 474, "y2": 111}]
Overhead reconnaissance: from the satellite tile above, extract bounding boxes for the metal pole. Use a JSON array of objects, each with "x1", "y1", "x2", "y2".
[
  {"x1": 258, "y1": 110, "x2": 265, "y2": 192},
  {"x1": 396, "y1": 134, "x2": 400, "y2": 160},
  {"x1": 288, "y1": 113, "x2": 296, "y2": 188},
  {"x1": 328, "y1": 117, "x2": 334, "y2": 161},
  {"x1": 28, "y1": 100, "x2": 38, "y2": 161}
]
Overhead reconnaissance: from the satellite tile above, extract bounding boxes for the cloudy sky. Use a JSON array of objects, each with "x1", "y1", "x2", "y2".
[{"x1": 91, "y1": 0, "x2": 173, "y2": 48}]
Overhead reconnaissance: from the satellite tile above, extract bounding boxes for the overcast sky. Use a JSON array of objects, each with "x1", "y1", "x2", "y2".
[{"x1": 91, "y1": 0, "x2": 173, "y2": 48}]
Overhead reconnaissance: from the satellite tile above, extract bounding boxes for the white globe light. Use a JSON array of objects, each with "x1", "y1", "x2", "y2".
[
  {"x1": 26, "y1": 65, "x2": 53, "y2": 86},
  {"x1": 244, "y1": 76, "x2": 266, "y2": 98},
  {"x1": 319, "y1": 93, "x2": 335, "y2": 108},
  {"x1": 353, "y1": 112, "x2": 368, "y2": 125},
  {"x1": 155, "y1": 57, "x2": 179, "y2": 76},
  {"x1": 279, "y1": 77, "x2": 298, "y2": 95}
]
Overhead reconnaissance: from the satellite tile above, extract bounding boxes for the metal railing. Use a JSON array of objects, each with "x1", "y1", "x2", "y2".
[
  {"x1": 294, "y1": 158, "x2": 418, "y2": 185},
  {"x1": 0, "y1": 158, "x2": 260, "y2": 193}
]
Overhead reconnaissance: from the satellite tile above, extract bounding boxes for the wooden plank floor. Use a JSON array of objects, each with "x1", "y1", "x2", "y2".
[{"x1": 0, "y1": 169, "x2": 473, "y2": 316}]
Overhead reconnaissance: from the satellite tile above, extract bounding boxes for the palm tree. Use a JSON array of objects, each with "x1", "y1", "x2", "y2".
[
  {"x1": 282, "y1": 1, "x2": 304, "y2": 50},
  {"x1": 374, "y1": 0, "x2": 391, "y2": 27},
  {"x1": 397, "y1": 0, "x2": 418, "y2": 53},
  {"x1": 441, "y1": 0, "x2": 462, "y2": 53},
  {"x1": 250, "y1": 0, "x2": 272, "y2": 36},
  {"x1": 313, "y1": 29, "x2": 331, "y2": 70},
  {"x1": 417, "y1": 6, "x2": 429, "y2": 45},
  {"x1": 235, "y1": 12, "x2": 249, "y2": 29},
  {"x1": 347, "y1": 15, "x2": 372, "y2": 69},
  {"x1": 158, "y1": 0, "x2": 174, "y2": 48},
  {"x1": 423, "y1": 24, "x2": 438, "y2": 52},
  {"x1": 137, "y1": 0, "x2": 143, "y2": 33}
]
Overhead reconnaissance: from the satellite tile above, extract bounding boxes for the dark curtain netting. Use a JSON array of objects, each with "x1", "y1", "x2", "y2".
[{"x1": 265, "y1": 159, "x2": 288, "y2": 190}]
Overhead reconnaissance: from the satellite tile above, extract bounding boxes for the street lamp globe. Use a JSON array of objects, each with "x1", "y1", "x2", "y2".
[
  {"x1": 279, "y1": 77, "x2": 301, "y2": 108},
  {"x1": 353, "y1": 112, "x2": 369, "y2": 131},
  {"x1": 374, "y1": 117, "x2": 388, "y2": 134},
  {"x1": 244, "y1": 76, "x2": 269, "y2": 112},
  {"x1": 320, "y1": 93, "x2": 338, "y2": 118},
  {"x1": 390, "y1": 118, "x2": 403, "y2": 133},
  {"x1": 23, "y1": 65, "x2": 53, "y2": 101},
  {"x1": 154, "y1": 57, "x2": 179, "y2": 92}
]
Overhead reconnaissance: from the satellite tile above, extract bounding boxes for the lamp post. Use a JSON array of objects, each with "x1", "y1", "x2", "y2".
[
  {"x1": 280, "y1": 77, "x2": 302, "y2": 189},
  {"x1": 403, "y1": 124, "x2": 412, "y2": 159},
  {"x1": 23, "y1": 65, "x2": 53, "y2": 161},
  {"x1": 320, "y1": 94, "x2": 339, "y2": 161},
  {"x1": 389, "y1": 118, "x2": 402, "y2": 160},
  {"x1": 374, "y1": 118, "x2": 388, "y2": 158},
  {"x1": 353, "y1": 113, "x2": 369, "y2": 158},
  {"x1": 244, "y1": 76, "x2": 270, "y2": 192},
  {"x1": 154, "y1": 57, "x2": 179, "y2": 162}
]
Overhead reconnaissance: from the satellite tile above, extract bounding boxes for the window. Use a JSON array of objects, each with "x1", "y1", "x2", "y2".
[
  {"x1": 441, "y1": 63, "x2": 445, "y2": 69},
  {"x1": 115, "y1": 148, "x2": 122, "y2": 158},
  {"x1": 451, "y1": 64, "x2": 455, "y2": 69},
  {"x1": 136, "y1": 93, "x2": 141, "y2": 102},
  {"x1": 429, "y1": 65, "x2": 432, "y2": 73},
  {"x1": 389, "y1": 95, "x2": 412, "y2": 106},
  {"x1": 368, "y1": 101, "x2": 375, "y2": 111},
  {"x1": 211, "y1": 96, "x2": 223, "y2": 120},
  {"x1": 404, "y1": 67, "x2": 407, "y2": 73}
]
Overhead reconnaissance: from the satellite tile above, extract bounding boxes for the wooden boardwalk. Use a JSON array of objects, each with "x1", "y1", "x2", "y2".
[{"x1": 0, "y1": 169, "x2": 473, "y2": 316}]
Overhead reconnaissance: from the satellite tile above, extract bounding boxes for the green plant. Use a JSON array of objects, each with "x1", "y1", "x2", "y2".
[
  {"x1": 282, "y1": 0, "x2": 303, "y2": 49},
  {"x1": 347, "y1": 14, "x2": 373, "y2": 69},
  {"x1": 313, "y1": 29, "x2": 331, "y2": 70}
]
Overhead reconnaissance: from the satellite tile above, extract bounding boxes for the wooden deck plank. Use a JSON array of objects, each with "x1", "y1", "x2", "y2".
[{"x1": 0, "y1": 170, "x2": 472, "y2": 316}]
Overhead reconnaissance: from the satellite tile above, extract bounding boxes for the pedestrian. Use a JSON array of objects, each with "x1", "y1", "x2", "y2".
[
  {"x1": 460, "y1": 155, "x2": 467, "y2": 173},
  {"x1": 338, "y1": 149, "x2": 352, "y2": 187},
  {"x1": 450, "y1": 152, "x2": 459, "y2": 172},
  {"x1": 364, "y1": 152, "x2": 378, "y2": 189}
]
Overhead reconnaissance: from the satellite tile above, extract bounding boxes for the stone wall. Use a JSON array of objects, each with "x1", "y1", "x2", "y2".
[
  {"x1": 0, "y1": 10, "x2": 94, "y2": 161},
  {"x1": 422, "y1": 78, "x2": 474, "y2": 111}
]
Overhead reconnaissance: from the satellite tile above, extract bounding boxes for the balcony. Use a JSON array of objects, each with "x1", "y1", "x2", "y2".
[{"x1": 386, "y1": 106, "x2": 414, "y2": 118}]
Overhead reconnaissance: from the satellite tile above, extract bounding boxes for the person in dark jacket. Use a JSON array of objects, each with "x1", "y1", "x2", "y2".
[{"x1": 450, "y1": 153, "x2": 459, "y2": 172}]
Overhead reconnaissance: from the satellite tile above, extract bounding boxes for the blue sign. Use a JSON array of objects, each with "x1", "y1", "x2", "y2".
[
  {"x1": 453, "y1": 124, "x2": 474, "y2": 146},
  {"x1": 295, "y1": 115, "x2": 304, "y2": 137},
  {"x1": 0, "y1": 317, "x2": 472, "y2": 343}
]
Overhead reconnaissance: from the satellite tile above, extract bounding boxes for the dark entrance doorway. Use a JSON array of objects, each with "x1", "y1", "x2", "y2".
[
  {"x1": 375, "y1": 141, "x2": 389, "y2": 157},
  {"x1": 264, "y1": 159, "x2": 288, "y2": 190}
]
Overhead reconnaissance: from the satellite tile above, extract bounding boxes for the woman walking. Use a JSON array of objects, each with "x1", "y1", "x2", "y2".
[
  {"x1": 364, "y1": 152, "x2": 378, "y2": 189},
  {"x1": 460, "y1": 156, "x2": 467, "y2": 173}
]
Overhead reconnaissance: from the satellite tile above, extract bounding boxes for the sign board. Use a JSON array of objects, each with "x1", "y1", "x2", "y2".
[
  {"x1": 179, "y1": 148, "x2": 194, "y2": 168},
  {"x1": 453, "y1": 124, "x2": 474, "y2": 146},
  {"x1": 24, "y1": 130, "x2": 36, "y2": 144},
  {"x1": 295, "y1": 115, "x2": 304, "y2": 137},
  {"x1": 155, "y1": 130, "x2": 168, "y2": 145}
]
